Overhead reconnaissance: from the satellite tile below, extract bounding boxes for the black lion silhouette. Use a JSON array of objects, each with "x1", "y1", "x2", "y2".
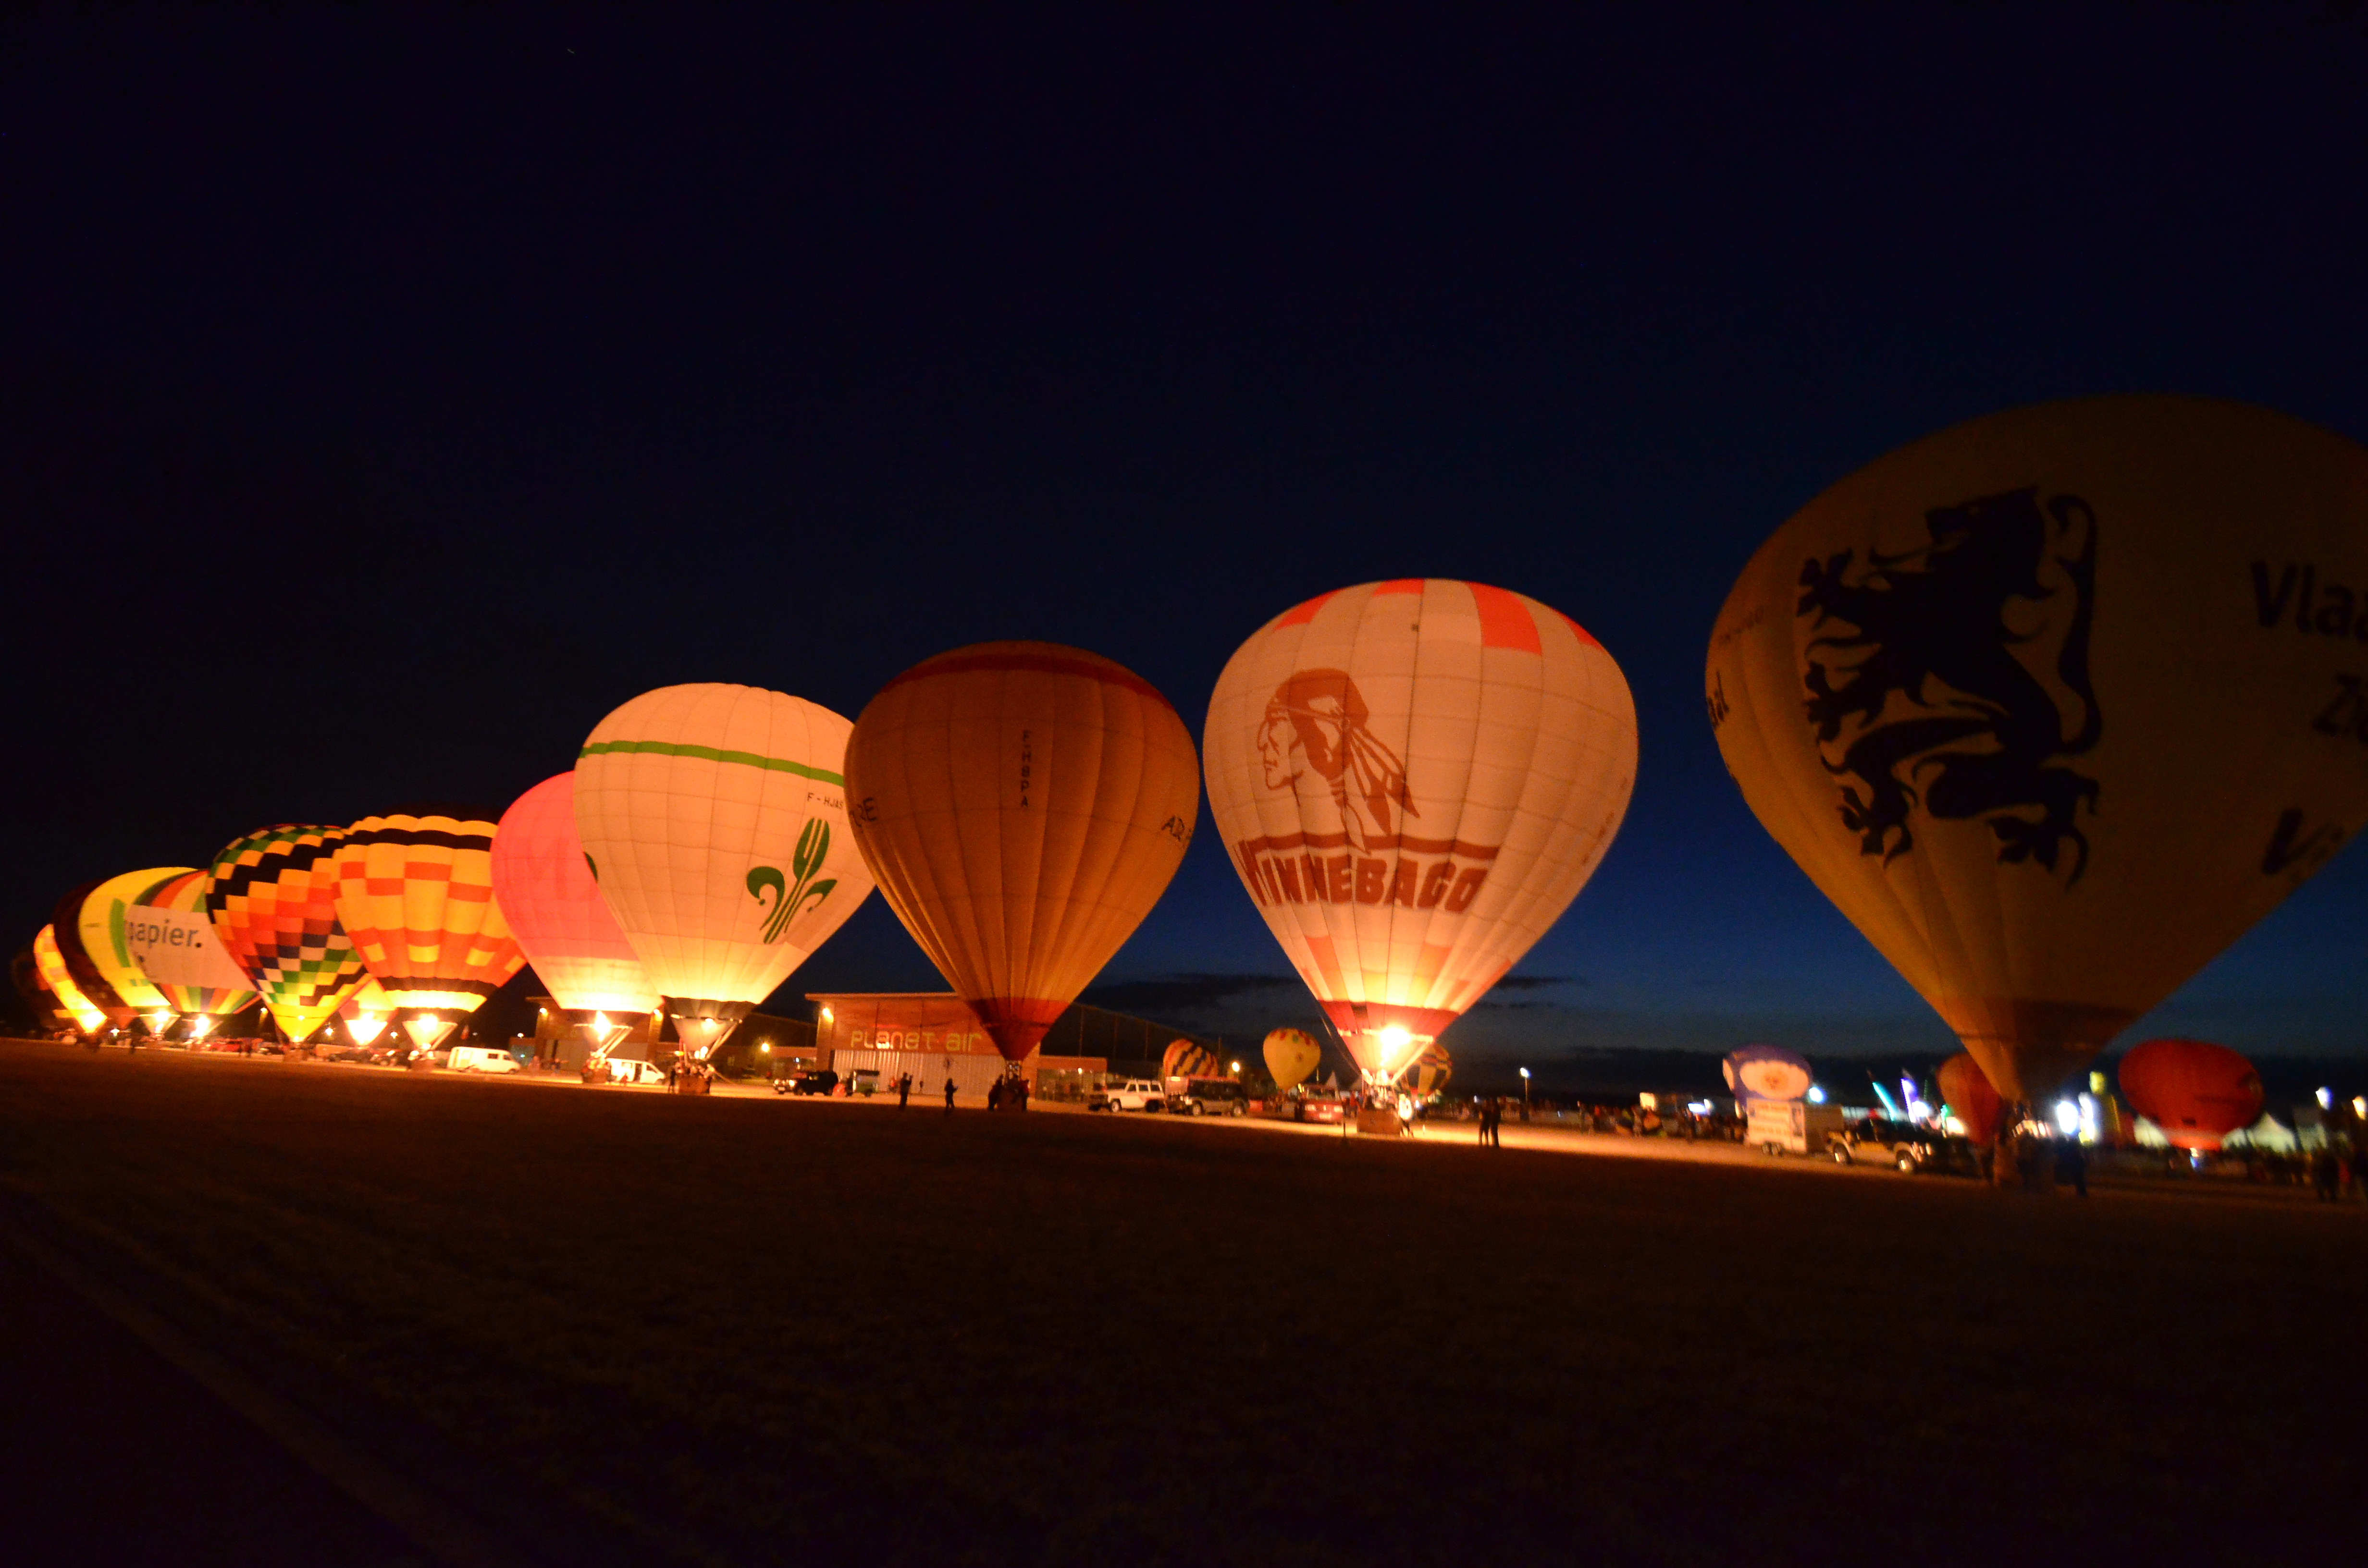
[{"x1": 1797, "y1": 486, "x2": 2102, "y2": 881}]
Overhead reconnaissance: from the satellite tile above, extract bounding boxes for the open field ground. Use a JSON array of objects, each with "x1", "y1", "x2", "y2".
[{"x1": 3, "y1": 1041, "x2": 2364, "y2": 1566}]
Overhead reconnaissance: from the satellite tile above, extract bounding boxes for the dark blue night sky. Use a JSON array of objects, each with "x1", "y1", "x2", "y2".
[{"x1": 8, "y1": 7, "x2": 2368, "y2": 1079}]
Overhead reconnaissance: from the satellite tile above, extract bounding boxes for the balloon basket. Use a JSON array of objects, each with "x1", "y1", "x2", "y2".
[
  {"x1": 1356, "y1": 1108, "x2": 1405, "y2": 1137},
  {"x1": 673, "y1": 1072, "x2": 711, "y2": 1096},
  {"x1": 406, "y1": 1053, "x2": 437, "y2": 1074}
]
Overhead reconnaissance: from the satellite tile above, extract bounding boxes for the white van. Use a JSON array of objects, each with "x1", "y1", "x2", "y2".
[{"x1": 447, "y1": 1045, "x2": 522, "y2": 1074}]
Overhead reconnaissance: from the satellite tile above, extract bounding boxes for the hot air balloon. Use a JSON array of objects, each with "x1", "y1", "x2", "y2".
[
  {"x1": 1205, "y1": 581, "x2": 1636, "y2": 1087},
  {"x1": 125, "y1": 870, "x2": 259, "y2": 1039},
  {"x1": 574, "y1": 684, "x2": 873, "y2": 1066},
  {"x1": 205, "y1": 825, "x2": 371, "y2": 1046},
  {"x1": 331, "y1": 805, "x2": 527, "y2": 1056},
  {"x1": 490, "y1": 773, "x2": 661, "y2": 1055},
  {"x1": 337, "y1": 977, "x2": 395, "y2": 1051},
  {"x1": 1707, "y1": 396, "x2": 2368, "y2": 1105},
  {"x1": 1722, "y1": 1044, "x2": 1813, "y2": 1106},
  {"x1": 2117, "y1": 1038, "x2": 2264, "y2": 1150},
  {"x1": 1404, "y1": 1042, "x2": 1453, "y2": 1099},
  {"x1": 50, "y1": 883, "x2": 134, "y2": 1028},
  {"x1": 844, "y1": 643, "x2": 1199, "y2": 1067},
  {"x1": 1162, "y1": 1039, "x2": 1221, "y2": 1082},
  {"x1": 32, "y1": 924, "x2": 106, "y2": 1034},
  {"x1": 76, "y1": 869, "x2": 188, "y2": 1035},
  {"x1": 1937, "y1": 1052, "x2": 2004, "y2": 1148},
  {"x1": 1269, "y1": 1032, "x2": 1326, "y2": 1094},
  {"x1": 1263, "y1": 1027, "x2": 1322, "y2": 1090}
]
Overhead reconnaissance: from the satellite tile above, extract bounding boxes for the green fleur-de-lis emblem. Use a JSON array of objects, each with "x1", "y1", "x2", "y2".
[{"x1": 745, "y1": 818, "x2": 839, "y2": 943}]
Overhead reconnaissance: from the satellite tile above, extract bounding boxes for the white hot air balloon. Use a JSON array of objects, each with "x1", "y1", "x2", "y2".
[
  {"x1": 1205, "y1": 579, "x2": 1636, "y2": 1084},
  {"x1": 573, "y1": 684, "x2": 874, "y2": 1063}
]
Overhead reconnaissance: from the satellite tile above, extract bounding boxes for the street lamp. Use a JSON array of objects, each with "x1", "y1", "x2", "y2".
[{"x1": 1518, "y1": 1066, "x2": 1531, "y2": 1121}]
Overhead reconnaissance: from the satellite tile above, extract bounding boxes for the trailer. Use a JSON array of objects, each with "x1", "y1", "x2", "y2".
[{"x1": 1748, "y1": 1099, "x2": 1844, "y2": 1156}]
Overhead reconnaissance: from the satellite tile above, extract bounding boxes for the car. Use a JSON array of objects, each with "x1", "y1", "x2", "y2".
[
  {"x1": 1283, "y1": 1089, "x2": 1349, "y2": 1125},
  {"x1": 778, "y1": 1069, "x2": 839, "y2": 1096},
  {"x1": 1826, "y1": 1117, "x2": 1975, "y2": 1174},
  {"x1": 606, "y1": 1058, "x2": 668, "y2": 1085},
  {"x1": 446, "y1": 1045, "x2": 522, "y2": 1073},
  {"x1": 1167, "y1": 1078, "x2": 1247, "y2": 1116},
  {"x1": 1090, "y1": 1078, "x2": 1166, "y2": 1112}
]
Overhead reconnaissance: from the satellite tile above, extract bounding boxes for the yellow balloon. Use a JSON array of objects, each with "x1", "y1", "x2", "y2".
[
  {"x1": 1262, "y1": 1027, "x2": 1321, "y2": 1090},
  {"x1": 1708, "y1": 395, "x2": 2368, "y2": 1102}
]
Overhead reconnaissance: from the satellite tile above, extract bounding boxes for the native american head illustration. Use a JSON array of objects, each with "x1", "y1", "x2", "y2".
[{"x1": 1257, "y1": 669, "x2": 1416, "y2": 852}]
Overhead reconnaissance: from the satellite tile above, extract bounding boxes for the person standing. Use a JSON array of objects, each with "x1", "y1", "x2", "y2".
[
  {"x1": 944, "y1": 1076, "x2": 957, "y2": 1114},
  {"x1": 898, "y1": 1072, "x2": 912, "y2": 1108}
]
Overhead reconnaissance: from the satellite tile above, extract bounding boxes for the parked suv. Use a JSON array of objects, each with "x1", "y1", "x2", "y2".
[
  {"x1": 1090, "y1": 1078, "x2": 1166, "y2": 1112},
  {"x1": 780, "y1": 1069, "x2": 839, "y2": 1096},
  {"x1": 1168, "y1": 1078, "x2": 1247, "y2": 1116},
  {"x1": 1827, "y1": 1117, "x2": 1973, "y2": 1174}
]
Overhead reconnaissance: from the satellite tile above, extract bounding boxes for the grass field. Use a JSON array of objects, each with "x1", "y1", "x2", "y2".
[{"x1": 3, "y1": 1041, "x2": 2362, "y2": 1566}]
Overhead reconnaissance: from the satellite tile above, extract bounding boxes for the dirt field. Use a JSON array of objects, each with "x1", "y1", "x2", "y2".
[{"x1": 2, "y1": 1041, "x2": 2361, "y2": 1566}]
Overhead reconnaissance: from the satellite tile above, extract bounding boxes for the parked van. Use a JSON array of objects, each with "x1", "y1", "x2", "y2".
[{"x1": 447, "y1": 1045, "x2": 522, "y2": 1074}]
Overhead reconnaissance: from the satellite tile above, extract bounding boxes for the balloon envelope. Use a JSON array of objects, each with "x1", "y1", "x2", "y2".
[
  {"x1": 1263, "y1": 1027, "x2": 1321, "y2": 1090},
  {"x1": 1161, "y1": 1039, "x2": 1220, "y2": 1080},
  {"x1": 1403, "y1": 1042, "x2": 1453, "y2": 1099},
  {"x1": 75, "y1": 870, "x2": 183, "y2": 1016},
  {"x1": 1707, "y1": 396, "x2": 2368, "y2": 1101},
  {"x1": 2117, "y1": 1038, "x2": 2263, "y2": 1151},
  {"x1": 1722, "y1": 1044, "x2": 1812, "y2": 1104},
  {"x1": 206, "y1": 825, "x2": 371, "y2": 1044},
  {"x1": 574, "y1": 684, "x2": 872, "y2": 1038},
  {"x1": 1205, "y1": 580, "x2": 1635, "y2": 1083},
  {"x1": 1937, "y1": 1052, "x2": 2004, "y2": 1147},
  {"x1": 845, "y1": 643, "x2": 1199, "y2": 1063},
  {"x1": 50, "y1": 883, "x2": 133, "y2": 1025},
  {"x1": 490, "y1": 773, "x2": 661, "y2": 1016},
  {"x1": 332, "y1": 806, "x2": 526, "y2": 1017},
  {"x1": 32, "y1": 924, "x2": 106, "y2": 1033},
  {"x1": 127, "y1": 870, "x2": 259, "y2": 1018}
]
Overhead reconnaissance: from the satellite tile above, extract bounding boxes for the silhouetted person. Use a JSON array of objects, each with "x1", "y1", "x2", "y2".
[
  {"x1": 2314, "y1": 1148, "x2": 2342, "y2": 1202},
  {"x1": 944, "y1": 1076, "x2": 957, "y2": 1114},
  {"x1": 987, "y1": 1078, "x2": 1003, "y2": 1111},
  {"x1": 897, "y1": 1072, "x2": 911, "y2": 1108},
  {"x1": 2055, "y1": 1137, "x2": 2088, "y2": 1197}
]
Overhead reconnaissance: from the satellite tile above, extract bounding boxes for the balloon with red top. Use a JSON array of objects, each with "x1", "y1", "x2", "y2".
[{"x1": 1205, "y1": 580, "x2": 1636, "y2": 1089}]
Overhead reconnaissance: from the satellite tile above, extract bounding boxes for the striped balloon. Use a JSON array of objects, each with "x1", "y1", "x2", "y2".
[
  {"x1": 206, "y1": 825, "x2": 371, "y2": 1044},
  {"x1": 128, "y1": 870, "x2": 259, "y2": 1019},
  {"x1": 332, "y1": 806, "x2": 526, "y2": 1017},
  {"x1": 1403, "y1": 1042, "x2": 1453, "y2": 1099},
  {"x1": 1162, "y1": 1038, "x2": 1221, "y2": 1080},
  {"x1": 32, "y1": 924, "x2": 106, "y2": 1033}
]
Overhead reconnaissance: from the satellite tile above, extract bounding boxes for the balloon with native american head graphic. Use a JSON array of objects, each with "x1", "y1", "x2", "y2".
[{"x1": 1206, "y1": 580, "x2": 1637, "y2": 1087}]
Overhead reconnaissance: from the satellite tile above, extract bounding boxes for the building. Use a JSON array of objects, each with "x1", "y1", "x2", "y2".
[{"x1": 808, "y1": 993, "x2": 1226, "y2": 1101}]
